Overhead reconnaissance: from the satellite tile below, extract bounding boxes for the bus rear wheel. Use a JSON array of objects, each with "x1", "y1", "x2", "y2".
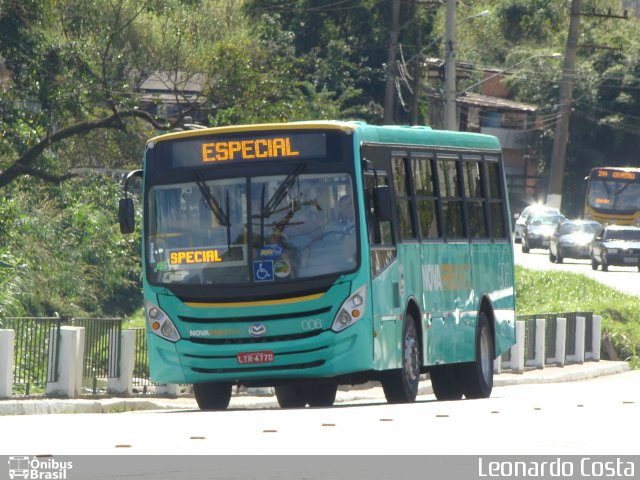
[
  {"x1": 459, "y1": 313, "x2": 494, "y2": 399},
  {"x1": 429, "y1": 364, "x2": 463, "y2": 401},
  {"x1": 193, "y1": 382, "x2": 232, "y2": 410},
  {"x1": 303, "y1": 383, "x2": 338, "y2": 407},
  {"x1": 275, "y1": 385, "x2": 307, "y2": 408},
  {"x1": 381, "y1": 314, "x2": 420, "y2": 404}
]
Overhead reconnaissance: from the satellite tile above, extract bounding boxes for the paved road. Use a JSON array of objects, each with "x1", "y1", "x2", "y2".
[{"x1": 0, "y1": 365, "x2": 636, "y2": 456}]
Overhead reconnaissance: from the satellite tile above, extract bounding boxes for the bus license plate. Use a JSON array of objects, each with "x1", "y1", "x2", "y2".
[{"x1": 237, "y1": 350, "x2": 275, "y2": 365}]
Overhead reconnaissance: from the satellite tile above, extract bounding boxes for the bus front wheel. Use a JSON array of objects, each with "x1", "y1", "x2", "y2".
[
  {"x1": 381, "y1": 314, "x2": 420, "y2": 404},
  {"x1": 275, "y1": 385, "x2": 307, "y2": 408},
  {"x1": 193, "y1": 382, "x2": 232, "y2": 410},
  {"x1": 459, "y1": 313, "x2": 494, "y2": 399}
]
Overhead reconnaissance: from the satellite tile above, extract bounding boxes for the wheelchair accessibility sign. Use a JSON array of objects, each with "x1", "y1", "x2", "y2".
[{"x1": 253, "y1": 261, "x2": 274, "y2": 282}]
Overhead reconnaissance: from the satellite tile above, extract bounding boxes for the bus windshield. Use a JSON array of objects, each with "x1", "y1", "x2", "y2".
[
  {"x1": 146, "y1": 171, "x2": 357, "y2": 285},
  {"x1": 587, "y1": 179, "x2": 640, "y2": 212}
]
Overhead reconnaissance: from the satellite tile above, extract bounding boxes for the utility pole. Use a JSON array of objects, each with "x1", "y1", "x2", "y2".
[
  {"x1": 383, "y1": 0, "x2": 401, "y2": 124},
  {"x1": 443, "y1": 0, "x2": 457, "y2": 130},
  {"x1": 410, "y1": 4, "x2": 423, "y2": 126},
  {"x1": 546, "y1": 0, "x2": 581, "y2": 210}
]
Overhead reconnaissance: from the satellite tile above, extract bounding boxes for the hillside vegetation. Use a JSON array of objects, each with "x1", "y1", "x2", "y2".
[{"x1": 1, "y1": 1, "x2": 639, "y2": 364}]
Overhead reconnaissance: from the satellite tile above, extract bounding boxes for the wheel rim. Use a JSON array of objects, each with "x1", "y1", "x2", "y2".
[
  {"x1": 404, "y1": 332, "x2": 420, "y2": 385},
  {"x1": 479, "y1": 327, "x2": 492, "y2": 385}
]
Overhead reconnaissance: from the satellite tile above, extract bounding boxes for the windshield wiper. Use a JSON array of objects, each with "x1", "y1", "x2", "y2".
[
  {"x1": 261, "y1": 163, "x2": 306, "y2": 218},
  {"x1": 612, "y1": 182, "x2": 632, "y2": 210},
  {"x1": 194, "y1": 173, "x2": 230, "y2": 227}
]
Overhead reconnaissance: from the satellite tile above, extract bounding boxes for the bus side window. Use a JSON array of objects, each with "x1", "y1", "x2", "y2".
[
  {"x1": 392, "y1": 157, "x2": 418, "y2": 241},
  {"x1": 461, "y1": 158, "x2": 488, "y2": 239},
  {"x1": 486, "y1": 160, "x2": 508, "y2": 240},
  {"x1": 412, "y1": 157, "x2": 440, "y2": 239},
  {"x1": 437, "y1": 157, "x2": 464, "y2": 240}
]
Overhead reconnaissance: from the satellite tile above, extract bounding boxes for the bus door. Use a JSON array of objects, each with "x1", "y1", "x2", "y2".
[{"x1": 363, "y1": 168, "x2": 401, "y2": 370}]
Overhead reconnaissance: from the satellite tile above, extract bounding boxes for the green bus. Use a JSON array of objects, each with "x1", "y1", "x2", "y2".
[{"x1": 119, "y1": 120, "x2": 516, "y2": 410}]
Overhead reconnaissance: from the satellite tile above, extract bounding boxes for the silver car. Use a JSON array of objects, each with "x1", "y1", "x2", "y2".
[
  {"x1": 590, "y1": 225, "x2": 640, "y2": 272},
  {"x1": 521, "y1": 212, "x2": 566, "y2": 253},
  {"x1": 514, "y1": 205, "x2": 562, "y2": 243},
  {"x1": 549, "y1": 220, "x2": 600, "y2": 263}
]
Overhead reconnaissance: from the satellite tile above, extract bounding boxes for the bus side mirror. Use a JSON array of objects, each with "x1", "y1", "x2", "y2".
[
  {"x1": 373, "y1": 185, "x2": 392, "y2": 222},
  {"x1": 119, "y1": 169, "x2": 143, "y2": 234},
  {"x1": 119, "y1": 198, "x2": 135, "y2": 234}
]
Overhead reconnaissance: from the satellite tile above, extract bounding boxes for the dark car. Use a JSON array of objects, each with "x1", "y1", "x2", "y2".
[
  {"x1": 521, "y1": 212, "x2": 566, "y2": 253},
  {"x1": 590, "y1": 225, "x2": 640, "y2": 271},
  {"x1": 549, "y1": 219, "x2": 601, "y2": 263}
]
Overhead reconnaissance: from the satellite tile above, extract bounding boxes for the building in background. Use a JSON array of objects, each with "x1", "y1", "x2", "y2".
[
  {"x1": 428, "y1": 62, "x2": 546, "y2": 215},
  {"x1": 138, "y1": 71, "x2": 207, "y2": 124}
]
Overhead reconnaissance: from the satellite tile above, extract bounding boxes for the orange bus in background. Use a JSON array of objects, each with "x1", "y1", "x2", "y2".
[{"x1": 584, "y1": 167, "x2": 640, "y2": 226}]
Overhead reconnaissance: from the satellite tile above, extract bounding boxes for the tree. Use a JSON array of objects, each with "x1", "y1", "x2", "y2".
[{"x1": 0, "y1": 0, "x2": 274, "y2": 189}]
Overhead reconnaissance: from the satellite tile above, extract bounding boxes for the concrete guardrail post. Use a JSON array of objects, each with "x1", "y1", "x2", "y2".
[
  {"x1": 107, "y1": 329, "x2": 136, "y2": 395},
  {"x1": 534, "y1": 318, "x2": 546, "y2": 369},
  {"x1": 588, "y1": 315, "x2": 602, "y2": 361},
  {"x1": 46, "y1": 326, "x2": 85, "y2": 398},
  {"x1": 553, "y1": 317, "x2": 567, "y2": 366},
  {"x1": 505, "y1": 320, "x2": 525, "y2": 374},
  {"x1": 0, "y1": 329, "x2": 15, "y2": 398}
]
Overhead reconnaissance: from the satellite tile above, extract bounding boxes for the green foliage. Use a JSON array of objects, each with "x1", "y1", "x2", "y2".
[
  {"x1": 2, "y1": 0, "x2": 640, "y2": 322},
  {"x1": 516, "y1": 266, "x2": 640, "y2": 365},
  {"x1": 0, "y1": 176, "x2": 142, "y2": 317}
]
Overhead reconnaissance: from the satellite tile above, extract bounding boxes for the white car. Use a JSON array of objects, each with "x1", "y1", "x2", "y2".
[{"x1": 513, "y1": 205, "x2": 562, "y2": 243}]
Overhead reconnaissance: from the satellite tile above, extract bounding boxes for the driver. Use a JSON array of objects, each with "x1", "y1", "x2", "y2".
[{"x1": 336, "y1": 194, "x2": 355, "y2": 232}]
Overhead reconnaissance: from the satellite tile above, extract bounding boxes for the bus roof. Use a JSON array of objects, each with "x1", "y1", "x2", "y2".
[{"x1": 148, "y1": 120, "x2": 502, "y2": 152}]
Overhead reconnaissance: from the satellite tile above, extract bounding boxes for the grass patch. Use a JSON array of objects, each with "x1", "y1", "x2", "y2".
[{"x1": 516, "y1": 266, "x2": 640, "y2": 366}]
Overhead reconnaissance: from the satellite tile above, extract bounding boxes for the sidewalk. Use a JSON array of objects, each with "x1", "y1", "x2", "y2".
[{"x1": 0, "y1": 361, "x2": 630, "y2": 416}]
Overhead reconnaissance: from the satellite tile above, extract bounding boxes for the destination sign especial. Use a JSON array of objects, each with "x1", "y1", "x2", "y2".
[
  {"x1": 169, "y1": 248, "x2": 222, "y2": 266},
  {"x1": 202, "y1": 137, "x2": 300, "y2": 163}
]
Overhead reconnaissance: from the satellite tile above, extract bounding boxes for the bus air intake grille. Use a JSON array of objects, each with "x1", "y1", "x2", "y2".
[
  {"x1": 191, "y1": 360, "x2": 325, "y2": 374},
  {"x1": 178, "y1": 306, "x2": 332, "y2": 324},
  {"x1": 184, "y1": 346, "x2": 327, "y2": 359},
  {"x1": 187, "y1": 329, "x2": 323, "y2": 344}
]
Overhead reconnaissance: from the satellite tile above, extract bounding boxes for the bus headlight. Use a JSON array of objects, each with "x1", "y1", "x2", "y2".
[
  {"x1": 145, "y1": 300, "x2": 180, "y2": 342},
  {"x1": 332, "y1": 285, "x2": 367, "y2": 333}
]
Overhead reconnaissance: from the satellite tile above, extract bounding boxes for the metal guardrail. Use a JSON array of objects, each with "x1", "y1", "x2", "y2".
[
  {"x1": 2, "y1": 312, "x2": 599, "y2": 397},
  {"x1": 516, "y1": 311, "x2": 594, "y2": 362},
  {"x1": 70, "y1": 317, "x2": 122, "y2": 394},
  {"x1": 0, "y1": 317, "x2": 62, "y2": 396},
  {"x1": 133, "y1": 327, "x2": 151, "y2": 388},
  {"x1": 1, "y1": 316, "x2": 123, "y2": 396}
]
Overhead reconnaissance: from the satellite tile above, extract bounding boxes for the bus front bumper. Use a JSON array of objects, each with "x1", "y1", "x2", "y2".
[{"x1": 147, "y1": 320, "x2": 373, "y2": 385}]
